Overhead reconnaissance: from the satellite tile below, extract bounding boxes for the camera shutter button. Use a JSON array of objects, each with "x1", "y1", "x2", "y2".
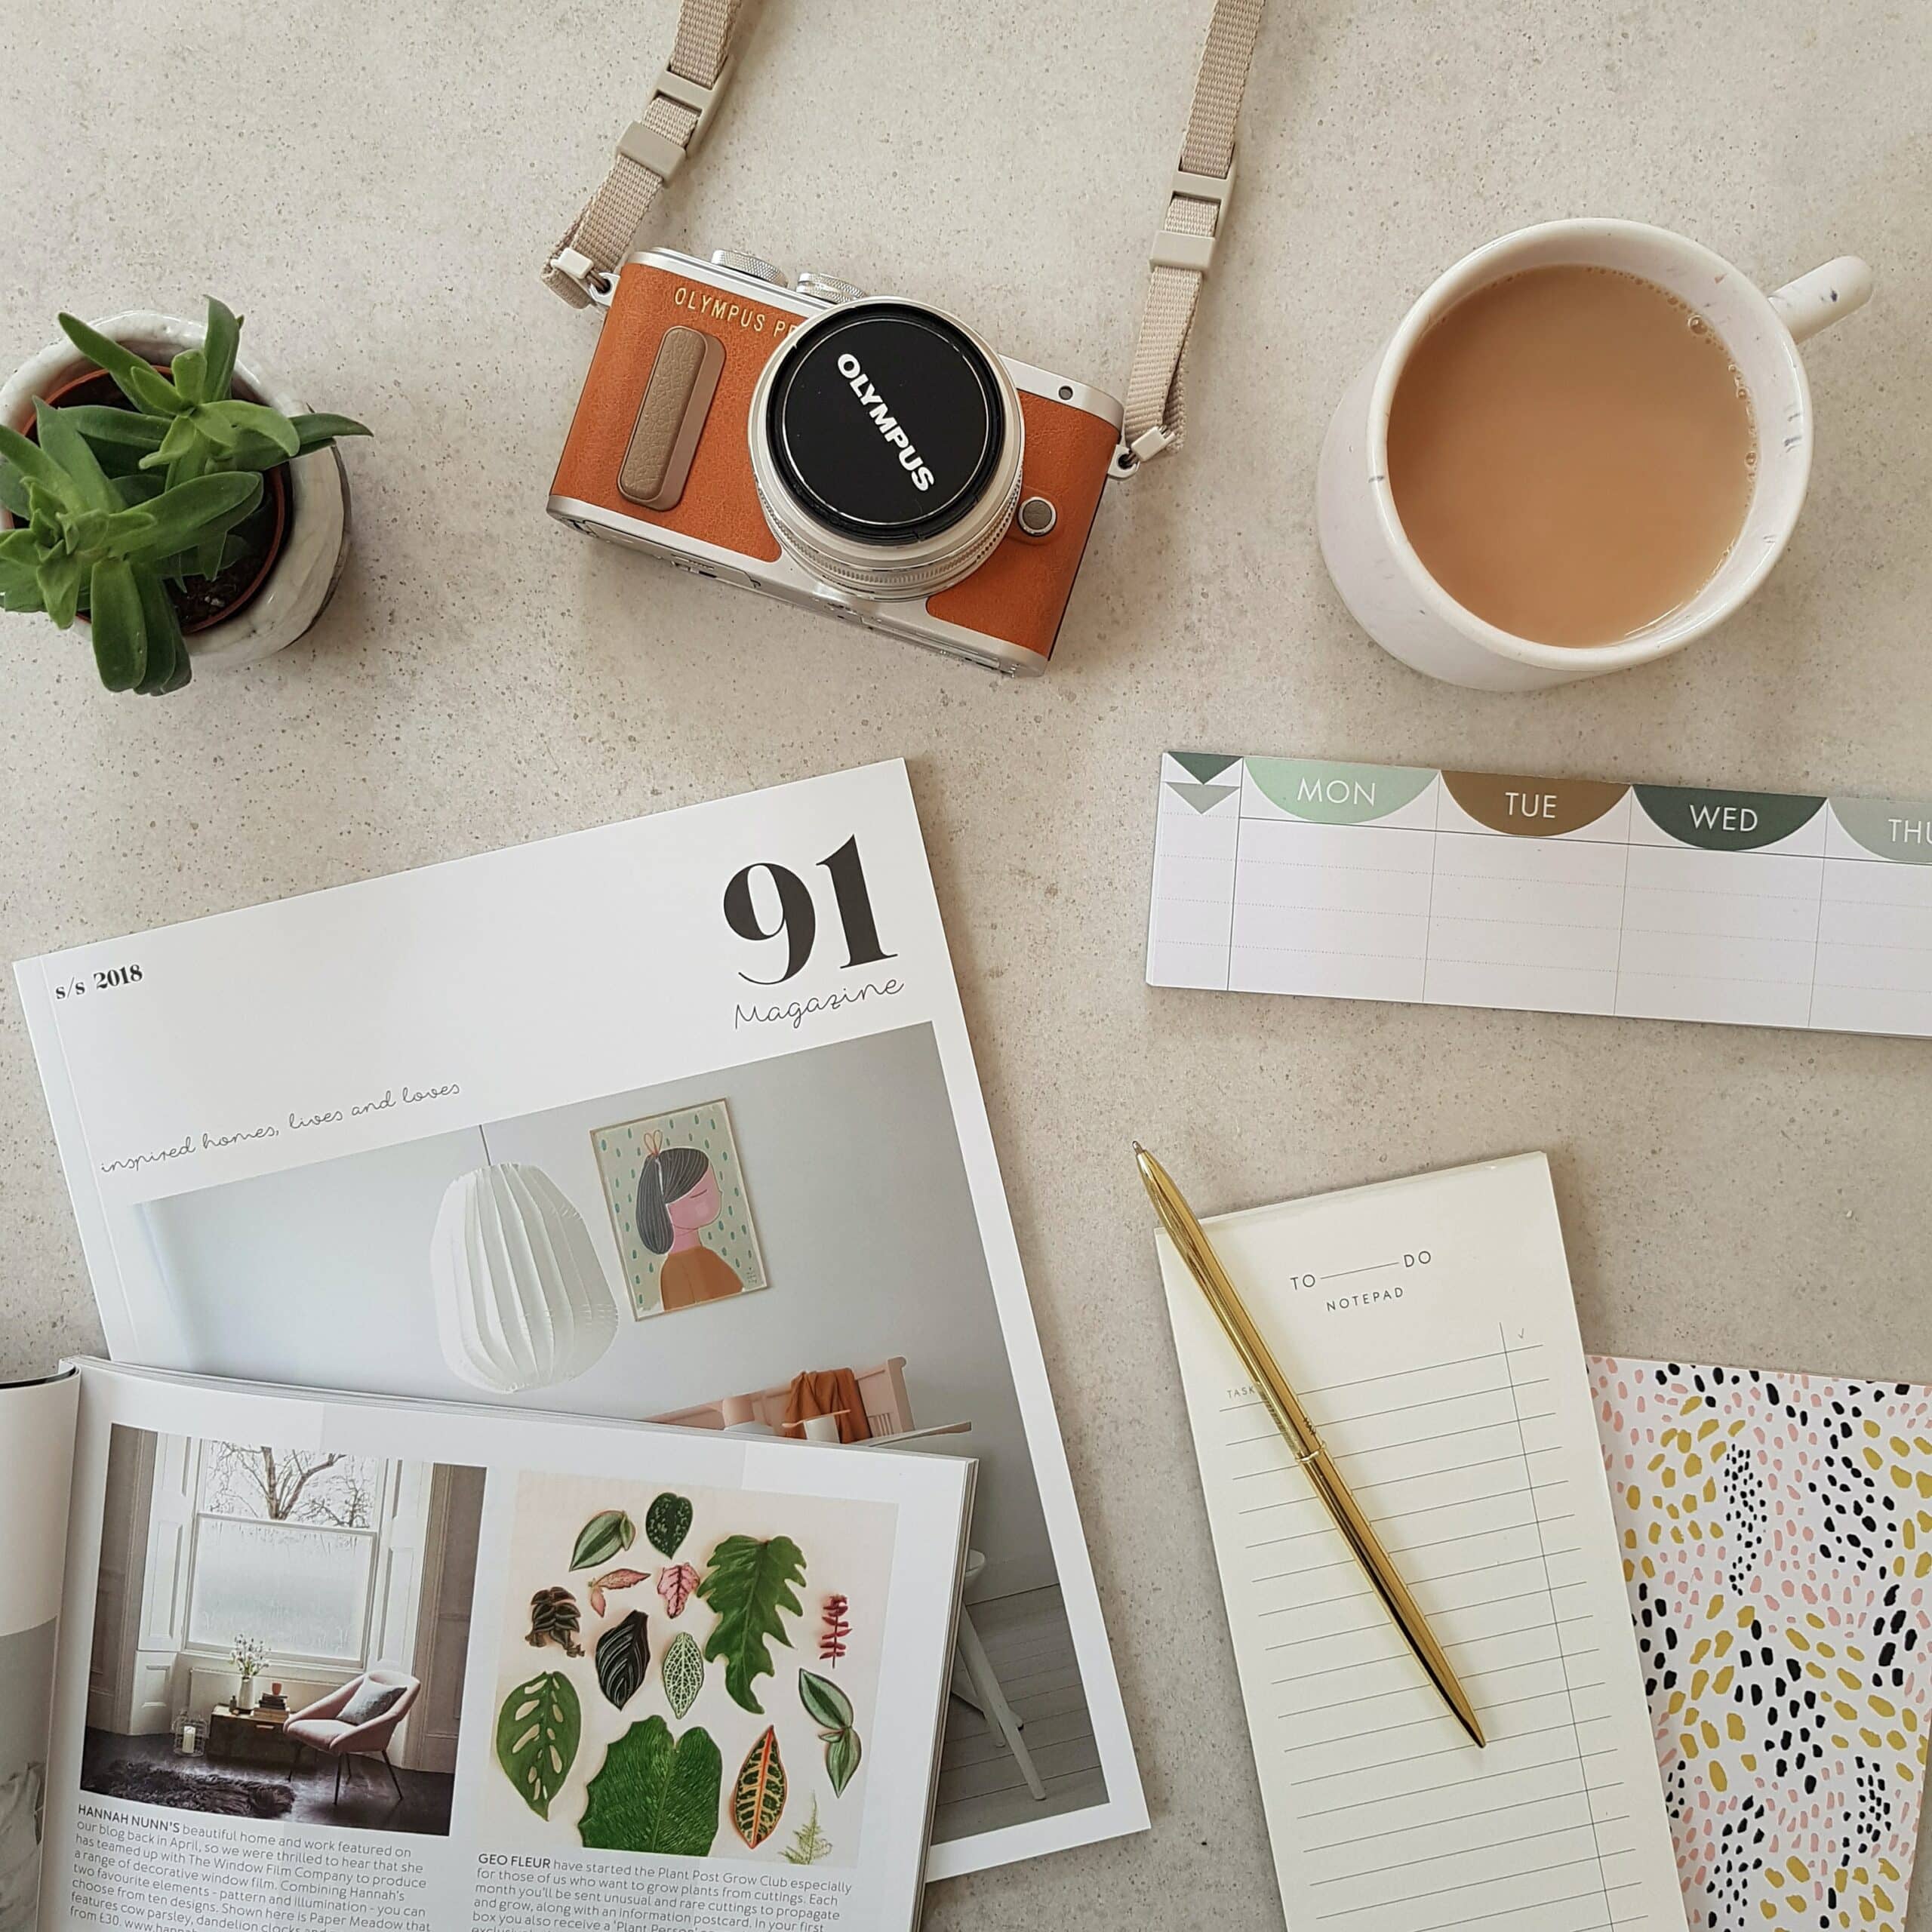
[{"x1": 1016, "y1": 495, "x2": 1057, "y2": 539}]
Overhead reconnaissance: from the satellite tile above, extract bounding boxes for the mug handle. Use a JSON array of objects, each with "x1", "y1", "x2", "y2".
[{"x1": 1770, "y1": 255, "x2": 1874, "y2": 343}]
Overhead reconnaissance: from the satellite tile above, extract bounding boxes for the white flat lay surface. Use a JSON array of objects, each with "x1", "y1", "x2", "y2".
[{"x1": 2, "y1": 1, "x2": 1929, "y2": 1924}]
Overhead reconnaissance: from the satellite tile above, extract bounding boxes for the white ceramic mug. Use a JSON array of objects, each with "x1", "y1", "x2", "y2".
[{"x1": 1315, "y1": 220, "x2": 1872, "y2": 690}]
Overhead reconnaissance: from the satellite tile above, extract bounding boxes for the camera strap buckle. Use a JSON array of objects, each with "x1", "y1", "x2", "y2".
[
  {"x1": 543, "y1": 0, "x2": 749, "y2": 308},
  {"x1": 1115, "y1": 0, "x2": 1266, "y2": 475}
]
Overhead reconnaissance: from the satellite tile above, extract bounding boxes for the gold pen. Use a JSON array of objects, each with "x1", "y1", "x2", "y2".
[{"x1": 1136, "y1": 1143, "x2": 1486, "y2": 1749}]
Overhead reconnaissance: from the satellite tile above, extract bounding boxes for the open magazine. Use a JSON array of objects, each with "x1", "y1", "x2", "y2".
[
  {"x1": 2, "y1": 1360, "x2": 975, "y2": 1932},
  {"x1": 14, "y1": 759, "x2": 1145, "y2": 1879}
]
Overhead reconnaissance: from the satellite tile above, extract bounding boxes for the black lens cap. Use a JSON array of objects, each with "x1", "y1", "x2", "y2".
[{"x1": 765, "y1": 303, "x2": 1006, "y2": 545}]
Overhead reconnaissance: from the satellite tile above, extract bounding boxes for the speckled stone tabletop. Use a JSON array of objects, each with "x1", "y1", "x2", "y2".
[{"x1": 4, "y1": 1, "x2": 1930, "y2": 1924}]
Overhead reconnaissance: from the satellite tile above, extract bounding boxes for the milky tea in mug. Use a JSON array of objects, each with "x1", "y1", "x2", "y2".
[{"x1": 1385, "y1": 265, "x2": 1757, "y2": 648}]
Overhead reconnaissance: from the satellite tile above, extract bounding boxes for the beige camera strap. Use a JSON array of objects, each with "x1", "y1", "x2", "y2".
[
  {"x1": 543, "y1": 0, "x2": 1266, "y2": 475},
  {"x1": 543, "y1": 0, "x2": 746, "y2": 309},
  {"x1": 1115, "y1": 0, "x2": 1266, "y2": 472}
]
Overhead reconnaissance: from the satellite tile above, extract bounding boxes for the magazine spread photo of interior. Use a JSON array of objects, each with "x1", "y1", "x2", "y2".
[
  {"x1": 0, "y1": 1359, "x2": 976, "y2": 1932},
  {"x1": 11, "y1": 760, "x2": 1146, "y2": 1882}
]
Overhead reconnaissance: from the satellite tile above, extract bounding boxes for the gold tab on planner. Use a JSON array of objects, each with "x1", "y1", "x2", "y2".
[{"x1": 1442, "y1": 770, "x2": 1627, "y2": 837}]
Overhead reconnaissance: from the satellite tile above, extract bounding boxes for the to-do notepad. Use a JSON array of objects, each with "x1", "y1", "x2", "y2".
[
  {"x1": 1148, "y1": 753, "x2": 1932, "y2": 1036},
  {"x1": 1158, "y1": 1153, "x2": 1684, "y2": 1932}
]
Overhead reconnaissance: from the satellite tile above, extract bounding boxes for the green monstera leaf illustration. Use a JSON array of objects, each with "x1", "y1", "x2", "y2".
[
  {"x1": 571, "y1": 1509, "x2": 636, "y2": 1571},
  {"x1": 595, "y1": 1610, "x2": 651, "y2": 1711},
  {"x1": 645, "y1": 1491, "x2": 693, "y2": 1558},
  {"x1": 496, "y1": 1670, "x2": 581, "y2": 1820},
  {"x1": 731, "y1": 1727, "x2": 787, "y2": 1849},
  {"x1": 697, "y1": 1534, "x2": 806, "y2": 1714},
  {"x1": 579, "y1": 1716, "x2": 721, "y2": 1857},
  {"x1": 662, "y1": 1631, "x2": 704, "y2": 1720}
]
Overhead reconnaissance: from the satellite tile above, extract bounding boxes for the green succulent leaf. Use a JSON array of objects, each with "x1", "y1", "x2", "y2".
[
  {"x1": 0, "y1": 457, "x2": 26, "y2": 519},
  {"x1": 55, "y1": 405, "x2": 168, "y2": 454},
  {"x1": 0, "y1": 423, "x2": 78, "y2": 509},
  {"x1": 0, "y1": 535, "x2": 45, "y2": 611},
  {"x1": 140, "y1": 413, "x2": 205, "y2": 472},
  {"x1": 88, "y1": 558, "x2": 146, "y2": 691},
  {"x1": 289, "y1": 411, "x2": 372, "y2": 451},
  {"x1": 57, "y1": 314, "x2": 185, "y2": 415},
  {"x1": 127, "y1": 471, "x2": 261, "y2": 564},
  {"x1": 34, "y1": 402, "x2": 119, "y2": 513},
  {"x1": 40, "y1": 549, "x2": 87, "y2": 629},
  {"x1": 171, "y1": 349, "x2": 207, "y2": 406},
  {"x1": 133, "y1": 565, "x2": 189, "y2": 693},
  {"x1": 202, "y1": 297, "x2": 241, "y2": 401},
  {"x1": 195, "y1": 399, "x2": 300, "y2": 457}
]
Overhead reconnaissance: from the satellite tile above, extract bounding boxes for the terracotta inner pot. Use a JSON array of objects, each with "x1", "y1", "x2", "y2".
[{"x1": 8, "y1": 363, "x2": 291, "y2": 634}]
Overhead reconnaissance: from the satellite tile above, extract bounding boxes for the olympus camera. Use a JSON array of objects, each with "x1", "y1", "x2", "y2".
[{"x1": 549, "y1": 248, "x2": 1124, "y2": 675}]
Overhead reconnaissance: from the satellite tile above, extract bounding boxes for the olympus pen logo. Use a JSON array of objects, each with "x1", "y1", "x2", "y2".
[{"x1": 835, "y1": 352, "x2": 935, "y2": 491}]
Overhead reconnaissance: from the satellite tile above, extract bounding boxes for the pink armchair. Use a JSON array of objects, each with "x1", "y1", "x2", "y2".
[{"x1": 285, "y1": 1666, "x2": 420, "y2": 1804}]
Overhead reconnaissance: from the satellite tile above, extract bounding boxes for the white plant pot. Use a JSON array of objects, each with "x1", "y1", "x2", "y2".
[{"x1": 0, "y1": 309, "x2": 350, "y2": 669}]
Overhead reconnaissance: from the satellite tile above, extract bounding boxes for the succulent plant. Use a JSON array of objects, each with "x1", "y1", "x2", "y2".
[
  {"x1": 0, "y1": 296, "x2": 370, "y2": 696},
  {"x1": 0, "y1": 403, "x2": 261, "y2": 693}
]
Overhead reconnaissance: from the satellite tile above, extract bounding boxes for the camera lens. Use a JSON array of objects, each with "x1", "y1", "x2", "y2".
[{"x1": 750, "y1": 299, "x2": 1024, "y2": 599}]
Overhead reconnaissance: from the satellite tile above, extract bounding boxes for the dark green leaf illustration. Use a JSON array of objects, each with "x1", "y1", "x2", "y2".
[
  {"x1": 595, "y1": 1609, "x2": 651, "y2": 1710},
  {"x1": 645, "y1": 1491, "x2": 694, "y2": 1558},
  {"x1": 698, "y1": 1534, "x2": 806, "y2": 1713},
  {"x1": 570, "y1": 1509, "x2": 637, "y2": 1571},
  {"x1": 662, "y1": 1630, "x2": 704, "y2": 1719},
  {"x1": 495, "y1": 1669, "x2": 580, "y2": 1820},
  {"x1": 801, "y1": 1666, "x2": 863, "y2": 1795},
  {"x1": 579, "y1": 1715, "x2": 721, "y2": 1857},
  {"x1": 731, "y1": 1726, "x2": 787, "y2": 1848},
  {"x1": 526, "y1": 1586, "x2": 583, "y2": 1656},
  {"x1": 826, "y1": 1725, "x2": 862, "y2": 1796},
  {"x1": 783, "y1": 1795, "x2": 832, "y2": 1865},
  {"x1": 798, "y1": 1668, "x2": 853, "y2": 1733}
]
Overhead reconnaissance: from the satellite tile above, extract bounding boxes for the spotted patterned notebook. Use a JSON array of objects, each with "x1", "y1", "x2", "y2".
[{"x1": 1592, "y1": 1358, "x2": 1932, "y2": 1932}]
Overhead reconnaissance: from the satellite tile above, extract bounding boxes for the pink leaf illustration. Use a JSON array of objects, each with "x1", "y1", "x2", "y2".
[
  {"x1": 657, "y1": 1562, "x2": 701, "y2": 1619},
  {"x1": 586, "y1": 1567, "x2": 651, "y2": 1619}
]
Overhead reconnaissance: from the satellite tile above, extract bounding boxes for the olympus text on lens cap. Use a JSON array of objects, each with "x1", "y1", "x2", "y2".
[{"x1": 750, "y1": 299, "x2": 1024, "y2": 601}]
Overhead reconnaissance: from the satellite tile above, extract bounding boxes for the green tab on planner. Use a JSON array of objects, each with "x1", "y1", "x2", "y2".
[
  {"x1": 1148, "y1": 753, "x2": 1932, "y2": 1038},
  {"x1": 1242, "y1": 757, "x2": 1434, "y2": 823},
  {"x1": 1633, "y1": 786, "x2": 1825, "y2": 851}
]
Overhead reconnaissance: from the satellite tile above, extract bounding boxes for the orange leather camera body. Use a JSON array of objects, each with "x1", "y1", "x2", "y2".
[{"x1": 550, "y1": 249, "x2": 1124, "y2": 674}]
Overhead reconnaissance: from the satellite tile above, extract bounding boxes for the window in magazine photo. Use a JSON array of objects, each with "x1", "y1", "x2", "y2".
[
  {"x1": 0, "y1": 1621, "x2": 55, "y2": 1932},
  {"x1": 78, "y1": 1427, "x2": 484, "y2": 1838},
  {"x1": 128, "y1": 1025, "x2": 1111, "y2": 1841}
]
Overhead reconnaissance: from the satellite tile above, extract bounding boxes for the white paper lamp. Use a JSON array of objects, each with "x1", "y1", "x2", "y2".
[{"x1": 430, "y1": 1161, "x2": 619, "y2": 1392}]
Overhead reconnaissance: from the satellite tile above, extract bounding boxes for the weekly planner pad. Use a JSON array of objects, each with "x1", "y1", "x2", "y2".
[
  {"x1": 1147, "y1": 753, "x2": 1932, "y2": 1034},
  {"x1": 1157, "y1": 1153, "x2": 1685, "y2": 1932}
]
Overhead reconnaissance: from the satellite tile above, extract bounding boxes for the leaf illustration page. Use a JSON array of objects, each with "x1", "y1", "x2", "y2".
[{"x1": 1158, "y1": 1153, "x2": 1684, "y2": 1932}]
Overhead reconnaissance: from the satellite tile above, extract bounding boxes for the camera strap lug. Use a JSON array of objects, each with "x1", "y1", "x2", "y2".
[
  {"x1": 1114, "y1": 0, "x2": 1265, "y2": 477},
  {"x1": 543, "y1": 0, "x2": 750, "y2": 309}
]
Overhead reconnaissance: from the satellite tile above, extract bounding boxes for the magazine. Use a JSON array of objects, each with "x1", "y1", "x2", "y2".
[
  {"x1": 0, "y1": 1359, "x2": 973, "y2": 1932},
  {"x1": 13, "y1": 759, "x2": 1146, "y2": 1878}
]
